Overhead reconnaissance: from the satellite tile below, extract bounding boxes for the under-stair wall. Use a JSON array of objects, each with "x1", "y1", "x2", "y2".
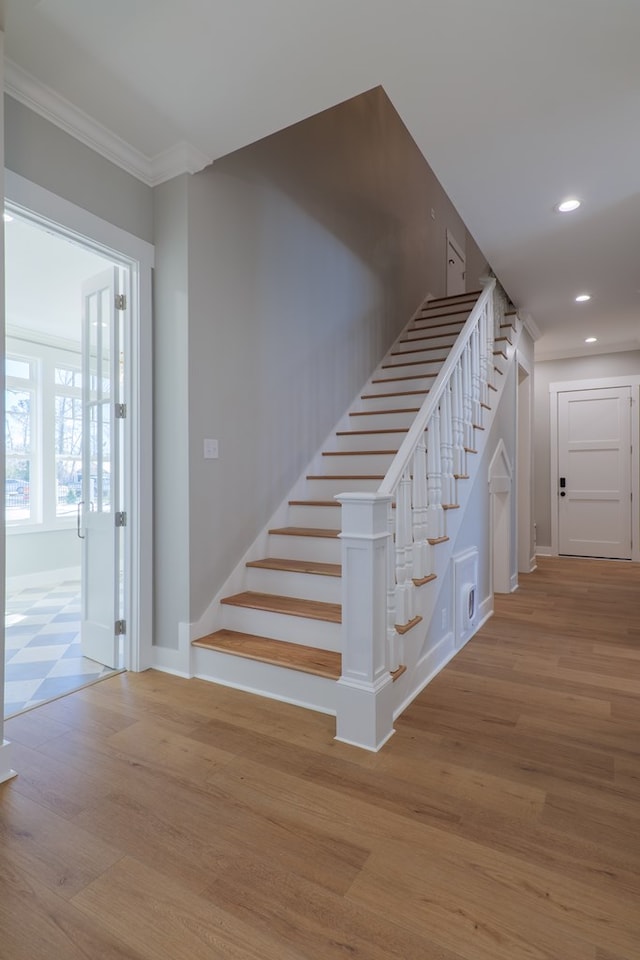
[{"x1": 184, "y1": 285, "x2": 525, "y2": 747}]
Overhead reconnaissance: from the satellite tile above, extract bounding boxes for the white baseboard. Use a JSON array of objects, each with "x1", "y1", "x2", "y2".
[
  {"x1": 510, "y1": 573, "x2": 519, "y2": 593},
  {"x1": 536, "y1": 546, "x2": 552, "y2": 557},
  {"x1": 0, "y1": 740, "x2": 17, "y2": 784},
  {"x1": 393, "y1": 631, "x2": 456, "y2": 720}
]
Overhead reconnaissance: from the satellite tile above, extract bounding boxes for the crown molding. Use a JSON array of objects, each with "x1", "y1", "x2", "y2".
[
  {"x1": 4, "y1": 59, "x2": 210, "y2": 187},
  {"x1": 535, "y1": 339, "x2": 640, "y2": 363}
]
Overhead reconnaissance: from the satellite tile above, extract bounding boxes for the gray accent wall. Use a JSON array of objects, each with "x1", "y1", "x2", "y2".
[
  {"x1": 534, "y1": 350, "x2": 640, "y2": 550},
  {"x1": 183, "y1": 87, "x2": 489, "y2": 625},
  {"x1": 5, "y1": 96, "x2": 154, "y2": 243}
]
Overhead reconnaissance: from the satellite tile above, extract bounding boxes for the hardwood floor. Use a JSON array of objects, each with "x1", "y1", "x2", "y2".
[{"x1": 1, "y1": 556, "x2": 639, "y2": 959}]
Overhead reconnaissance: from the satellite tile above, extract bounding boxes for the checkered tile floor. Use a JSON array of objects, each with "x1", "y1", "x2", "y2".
[{"x1": 4, "y1": 578, "x2": 120, "y2": 718}]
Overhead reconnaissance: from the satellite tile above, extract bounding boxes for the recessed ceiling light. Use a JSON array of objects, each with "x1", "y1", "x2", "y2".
[
  {"x1": 3, "y1": 212, "x2": 14, "y2": 223},
  {"x1": 585, "y1": 337, "x2": 597, "y2": 343},
  {"x1": 575, "y1": 294, "x2": 591, "y2": 302},
  {"x1": 556, "y1": 198, "x2": 581, "y2": 213}
]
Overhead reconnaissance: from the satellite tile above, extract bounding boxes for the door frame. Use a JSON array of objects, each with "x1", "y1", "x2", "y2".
[
  {"x1": 445, "y1": 229, "x2": 466, "y2": 296},
  {"x1": 5, "y1": 170, "x2": 155, "y2": 671},
  {"x1": 550, "y1": 375, "x2": 640, "y2": 562}
]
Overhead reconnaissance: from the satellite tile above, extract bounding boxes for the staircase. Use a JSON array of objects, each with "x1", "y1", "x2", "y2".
[{"x1": 192, "y1": 283, "x2": 517, "y2": 743}]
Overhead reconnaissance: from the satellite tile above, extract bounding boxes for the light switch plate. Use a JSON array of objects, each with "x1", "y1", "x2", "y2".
[{"x1": 204, "y1": 439, "x2": 218, "y2": 459}]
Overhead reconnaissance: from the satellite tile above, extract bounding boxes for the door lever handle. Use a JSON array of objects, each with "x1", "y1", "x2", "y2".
[{"x1": 77, "y1": 500, "x2": 85, "y2": 539}]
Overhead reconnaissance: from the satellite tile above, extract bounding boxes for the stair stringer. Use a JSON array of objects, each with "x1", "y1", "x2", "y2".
[
  {"x1": 185, "y1": 291, "x2": 436, "y2": 657},
  {"x1": 385, "y1": 316, "x2": 522, "y2": 723}
]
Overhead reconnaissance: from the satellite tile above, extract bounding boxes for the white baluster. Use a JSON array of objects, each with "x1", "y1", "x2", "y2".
[
  {"x1": 478, "y1": 303, "x2": 489, "y2": 408},
  {"x1": 394, "y1": 469, "x2": 414, "y2": 626},
  {"x1": 440, "y1": 384, "x2": 454, "y2": 507},
  {"x1": 451, "y1": 361, "x2": 466, "y2": 478},
  {"x1": 462, "y1": 343, "x2": 474, "y2": 451},
  {"x1": 387, "y1": 500, "x2": 400, "y2": 671},
  {"x1": 471, "y1": 325, "x2": 482, "y2": 429},
  {"x1": 486, "y1": 291, "x2": 496, "y2": 392},
  {"x1": 411, "y1": 435, "x2": 429, "y2": 581},
  {"x1": 427, "y1": 407, "x2": 444, "y2": 541}
]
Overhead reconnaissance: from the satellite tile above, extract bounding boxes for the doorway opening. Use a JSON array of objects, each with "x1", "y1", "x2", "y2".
[
  {"x1": 446, "y1": 230, "x2": 466, "y2": 296},
  {"x1": 4, "y1": 214, "x2": 130, "y2": 716}
]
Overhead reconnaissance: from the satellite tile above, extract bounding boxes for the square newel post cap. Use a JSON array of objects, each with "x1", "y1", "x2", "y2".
[{"x1": 335, "y1": 492, "x2": 393, "y2": 538}]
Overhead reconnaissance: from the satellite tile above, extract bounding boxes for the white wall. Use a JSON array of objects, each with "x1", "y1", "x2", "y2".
[
  {"x1": 5, "y1": 97, "x2": 154, "y2": 244},
  {"x1": 6, "y1": 529, "x2": 80, "y2": 579},
  {"x1": 183, "y1": 87, "x2": 490, "y2": 631},
  {"x1": 152, "y1": 176, "x2": 191, "y2": 651},
  {"x1": 534, "y1": 350, "x2": 640, "y2": 550}
]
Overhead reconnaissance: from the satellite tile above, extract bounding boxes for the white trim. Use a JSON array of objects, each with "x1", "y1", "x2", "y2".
[
  {"x1": 5, "y1": 61, "x2": 210, "y2": 187},
  {"x1": 5, "y1": 171, "x2": 154, "y2": 266},
  {"x1": 536, "y1": 546, "x2": 552, "y2": 557},
  {"x1": 4, "y1": 175, "x2": 155, "y2": 673},
  {"x1": 0, "y1": 741, "x2": 17, "y2": 785},
  {"x1": 549, "y1": 375, "x2": 640, "y2": 562}
]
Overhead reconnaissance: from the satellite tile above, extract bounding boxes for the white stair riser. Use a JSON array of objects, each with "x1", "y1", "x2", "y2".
[
  {"x1": 320, "y1": 451, "x2": 396, "y2": 473},
  {"x1": 245, "y1": 566, "x2": 341, "y2": 603},
  {"x1": 358, "y1": 392, "x2": 429, "y2": 412},
  {"x1": 220, "y1": 604, "x2": 341, "y2": 650},
  {"x1": 348, "y1": 410, "x2": 419, "y2": 430},
  {"x1": 192, "y1": 647, "x2": 338, "y2": 715},
  {"x1": 287, "y1": 503, "x2": 341, "y2": 528},
  {"x1": 411, "y1": 318, "x2": 467, "y2": 335},
  {"x1": 387, "y1": 348, "x2": 447, "y2": 365},
  {"x1": 400, "y1": 333, "x2": 457, "y2": 350},
  {"x1": 267, "y1": 534, "x2": 341, "y2": 563},
  {"x1": 367, "y1": 375, "x2": 435, "y2": 394},
  {"x1": 304, "y1": 476, "x2": 381, "y2": 498},
  {"x1": 332, "y1": 431, "x2": 407, "y2": 452},
  {"x1": 379, "y1": 358, "x2": 443, "y2": 376}
]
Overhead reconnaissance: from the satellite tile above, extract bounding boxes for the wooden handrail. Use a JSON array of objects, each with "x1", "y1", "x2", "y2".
[{"x1": 378, "y1": 280, "x2": 495, "y2": 497}]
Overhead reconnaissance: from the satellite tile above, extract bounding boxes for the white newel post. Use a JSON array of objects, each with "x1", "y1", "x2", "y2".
[{"x1": 335, "y1": 493, "x2": 395, "y2": 751}]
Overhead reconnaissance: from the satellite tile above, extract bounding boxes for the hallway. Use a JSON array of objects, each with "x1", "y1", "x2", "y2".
[{"x1": 1, "y1": 556, "x2": 639, "y2": 959}]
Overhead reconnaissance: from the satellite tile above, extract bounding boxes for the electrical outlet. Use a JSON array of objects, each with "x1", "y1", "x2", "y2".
[{"x1": 203, "y1": 439, "x2": 218, "y2": 460}]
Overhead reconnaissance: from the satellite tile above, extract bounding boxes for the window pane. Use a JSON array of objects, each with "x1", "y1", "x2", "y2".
[
  {"x1": 56, "y1": 458, "x2": 81, "y2": 517},
  {"x1": 55, "y1": 394, "x2": 83, "y2": 457},
  {"x1": 6, "y1": 358, "x2": 31, "y2": 379},
  {"x1": 6, "y1": 388, "x2": 32, "y2": 454},
  {"x1": 55, "y1": 366, "x2": 82, "y2": 388},
  {"x1": 6, "y1": 459, "x2": 31, "y2": 522}
]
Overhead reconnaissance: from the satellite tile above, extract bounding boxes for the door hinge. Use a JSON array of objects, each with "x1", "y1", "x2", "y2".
[
  {"x1": 115, "y1": 403, "x2": 127, "y2": 419},
  {"x1": 115, "y1": 511, "x2": 127, "y2": 527},
  {"x1": 115, "y1": 293, "x2": 127, "y2": 311},
  {"x1": 115, "y1": 619, "x2": 126, "y2": 636}
]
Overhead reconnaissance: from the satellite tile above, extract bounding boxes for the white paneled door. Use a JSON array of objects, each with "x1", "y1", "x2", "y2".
[
  {"x1": 557, "y1": 387, "x2": 632, "y2": 559},
  {"x1": 80, "y1": 268, "x2": 123, "y2": 668}
]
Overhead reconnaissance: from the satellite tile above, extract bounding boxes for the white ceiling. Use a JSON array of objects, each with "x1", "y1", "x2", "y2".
[{"x1": 5, "y1": 0, "x2": 640, "y2": 359}]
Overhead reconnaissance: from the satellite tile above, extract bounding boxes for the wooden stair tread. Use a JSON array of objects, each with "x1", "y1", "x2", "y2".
[
  {"x1": 246, "y1": 557, "x2": 341, "y2": 577},
  {"x1": 371, "y1": 374, "x2": 433, "y2": 384},
  {"x1": 306, "y1": 474, "x2": 384, "y2": 480},
  {"x1": 193, "y1": 630, "x2": 341, "y2": 679},
  {"x1": 336, "y1": 428, "x2": 408, "y2": 436},
  {"x1": 221, "y1": 591, "x2": 341, "y2": 623},
  {"x1": 323, "y1": 449, "x2": 398, "y2": 456},
  {"x1": 350, "y1": 408, "x2": 421, "y2": 416},
  {"x1": 269, "y1": 526, "x2": 340, "y2": 538},
  {"x1": 289, "y1": 499, "x2": 338, "y2": 507},
  {"x1": 361, "y1": 389, "x2": 428, "y2": 399}
]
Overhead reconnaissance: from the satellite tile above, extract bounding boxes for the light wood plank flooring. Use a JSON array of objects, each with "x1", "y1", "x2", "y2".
[{"x1": 1, "y1": 556, "x2": 639, "y2": 959}]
